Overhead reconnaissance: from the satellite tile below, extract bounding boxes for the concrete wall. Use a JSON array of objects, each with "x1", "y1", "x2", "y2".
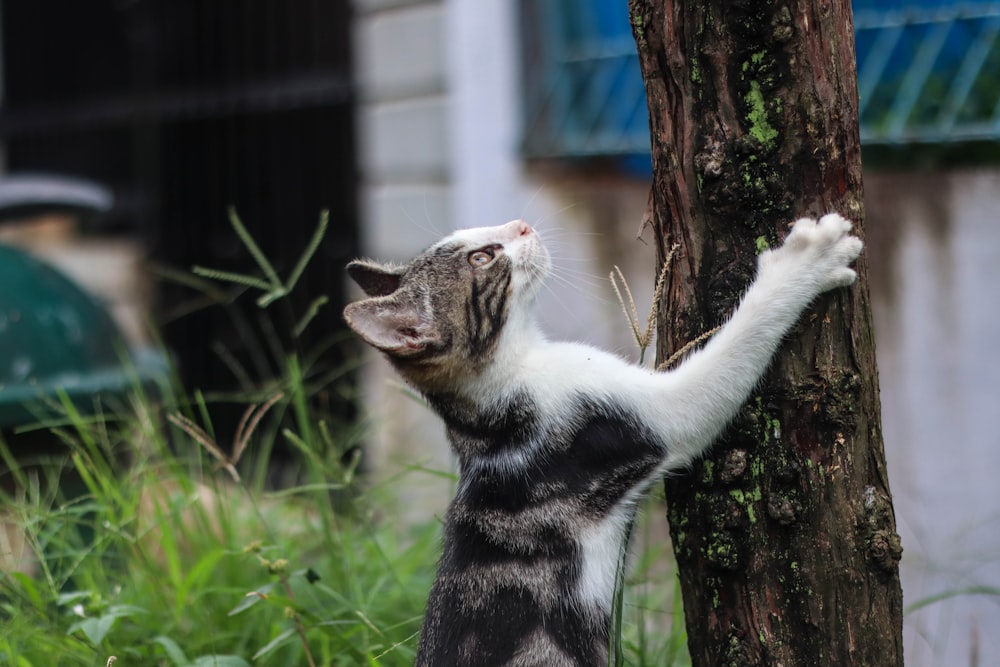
[
  {"x1": 866, "y1": 170, "x2": 1000, "y2": 667},
  {"x1": 355, "y1": 0, "x2": 452, "y2": 261}
]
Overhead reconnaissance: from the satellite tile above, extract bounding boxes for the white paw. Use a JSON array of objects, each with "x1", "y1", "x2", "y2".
[{"x1": 760, "y1": 213, "x2": 863, "y2": 293}]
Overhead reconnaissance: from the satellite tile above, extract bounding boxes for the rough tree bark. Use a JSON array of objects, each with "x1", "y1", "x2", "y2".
[{"x1": 628, "y1": 2, "x2": 904, "y2": 665}]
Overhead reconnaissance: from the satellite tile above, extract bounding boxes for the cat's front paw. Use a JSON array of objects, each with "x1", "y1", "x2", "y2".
[{"x1": 759, "y1": 213, "x2": 863, "y2": 292}]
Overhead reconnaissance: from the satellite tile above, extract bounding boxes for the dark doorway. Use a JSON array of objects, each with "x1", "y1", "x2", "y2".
[{"x1": 0, "y1": 1, "x2": 360, "y2": 471}]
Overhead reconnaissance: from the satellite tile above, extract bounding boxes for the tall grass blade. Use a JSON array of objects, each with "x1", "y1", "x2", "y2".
[
  {"x1": 286, "y1": 210, "x2": 329, "y2": 294},
  {"x1": 226, "y1": 206, "x2": 283, "y2": 290},
  {"x1": 190, "y1": 267, "x2": 274, "y2": 291},
  {"x1": 904, "y1": 585, "x2": 1000, "y2": 615},
  {"x1": 293, "y1": 296, "x2": 329, "y2": 336}
]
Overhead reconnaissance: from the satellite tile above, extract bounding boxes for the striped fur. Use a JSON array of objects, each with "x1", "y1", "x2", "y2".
[{"x1": 344, "y1": 215, "x2": 863, "y2": 666}]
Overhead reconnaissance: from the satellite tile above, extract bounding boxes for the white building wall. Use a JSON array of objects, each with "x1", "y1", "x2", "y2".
[
  {"x1": 867, "y1": 170, "x2": 1000, "y2": 667},
  {"x1": 353, "y1": 0, "x2": 455, "y2": 513},
  {"x1": 355, "y1": 0, "x2": 451, "y2": 260}
]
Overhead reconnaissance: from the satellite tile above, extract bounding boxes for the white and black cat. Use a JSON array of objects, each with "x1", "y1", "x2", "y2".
[{"x1": 344, "y1": 214, "x2": 862, "y2": 666}]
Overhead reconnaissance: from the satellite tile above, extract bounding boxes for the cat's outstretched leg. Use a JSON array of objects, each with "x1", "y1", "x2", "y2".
[{"x1": 637, "y1": 213, "x2": 863, "y2": 469}]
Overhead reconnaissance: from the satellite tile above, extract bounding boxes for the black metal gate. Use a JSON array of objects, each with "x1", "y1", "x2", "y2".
[{"x1": 0, "y1": 1, "x2": 359, "y2": 460}]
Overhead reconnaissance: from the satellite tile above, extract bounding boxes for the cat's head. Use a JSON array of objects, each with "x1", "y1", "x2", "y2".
[{"x1": 343, "y1": 219, "x2": 549, "y2": 389}]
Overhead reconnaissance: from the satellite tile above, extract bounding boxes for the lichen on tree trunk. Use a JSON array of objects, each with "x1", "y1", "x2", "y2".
[{"x1": 628, "y1": 1, "x2": 904, "y2": 665}]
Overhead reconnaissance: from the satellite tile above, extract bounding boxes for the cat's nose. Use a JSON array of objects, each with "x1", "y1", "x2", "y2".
[{"x1": 511, "y1": 219, "x2": 533, "y2": 237}]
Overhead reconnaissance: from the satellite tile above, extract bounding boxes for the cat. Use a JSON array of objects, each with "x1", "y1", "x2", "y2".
[{"x1": 343, "y1": 214, "x2": 862, "y2": 667}]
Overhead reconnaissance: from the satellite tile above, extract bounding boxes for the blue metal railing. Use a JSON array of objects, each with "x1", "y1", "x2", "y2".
[
  {"x1": 856, "y1": 4, "x2": 1000, "y2": 144},
  {"x1": 521, "y1": 1, "x2": 1000, "y2": 158}
]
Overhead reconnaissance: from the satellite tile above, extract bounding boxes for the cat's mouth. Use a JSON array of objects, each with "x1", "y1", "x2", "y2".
[{"x1": 508, "y1": 223, "x2": 551, "y2": 285}]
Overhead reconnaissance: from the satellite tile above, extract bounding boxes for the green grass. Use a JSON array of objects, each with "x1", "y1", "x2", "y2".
[
  {"x1": 0, "y1": 380, "x2": 442, "y2": 666},
  {"x1": 613, "y1": 494, "x2": 690, "y2": 667}
]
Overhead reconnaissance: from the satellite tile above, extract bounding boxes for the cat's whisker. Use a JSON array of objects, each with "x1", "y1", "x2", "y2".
[
  {"x1": 398, "y1": 202, "x2": 445, "y2": 240},
  {"x1": 547, "y1": 265, "x2": 609, "y2": 290},
  {"x1": 551, "y1": 229, "x2": 607, "y2": 238},
  {"x1": 519, "y1": 184, "x2": 547, "y2": 223},
  {"x1": 421, "y1": 194, "x2": 447, "y2": 237},
  {"x1": 546, "y1": 263, "x2": 606, "y2": 281},
  {"x1": 535, "y1": 244, "x2": 581, "y2": 265},
  {"x1": 547, "y1": 263, "x2": 609, "y2": 284},
  {"x1": 538, "y1": 282, "x2": 594, "y2": 322},
  {"x1": 543, "y1": 270, "x2": 597, "y2": 295},
  {"x1": 537, "y1": 228, "x2": 607, "y2": 242},
  {"x1": 550, "y1": 278, "x2": 609, "y2": 299},
  {"x1": 544, "y1": 271, "x2": 610, "y2": 304},
  {"x1": 529, "y1": 201, "x2": 582, "y2": 231}
]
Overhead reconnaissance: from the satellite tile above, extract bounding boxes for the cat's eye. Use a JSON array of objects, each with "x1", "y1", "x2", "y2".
[{"x1": 468, "y1": 249, "x2": 495, "y2": 267}]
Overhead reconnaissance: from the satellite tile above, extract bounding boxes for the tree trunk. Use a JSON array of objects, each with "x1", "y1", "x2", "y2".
[{"x1": 628, "y1": 1, "x2": 904, "y2": 665}]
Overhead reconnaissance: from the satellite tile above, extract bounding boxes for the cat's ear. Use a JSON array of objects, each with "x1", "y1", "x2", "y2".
[
  {"x1": 343, "y1": 297, "x2": 441, "y2": 357},
  {"x1": 347, "y1": 259, "x2": 405, "y2": 297}
]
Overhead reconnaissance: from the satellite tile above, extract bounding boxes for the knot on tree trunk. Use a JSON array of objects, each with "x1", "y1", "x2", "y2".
[{"x1": 869, "y1": 529, "x2": 904, "y2": 572}]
